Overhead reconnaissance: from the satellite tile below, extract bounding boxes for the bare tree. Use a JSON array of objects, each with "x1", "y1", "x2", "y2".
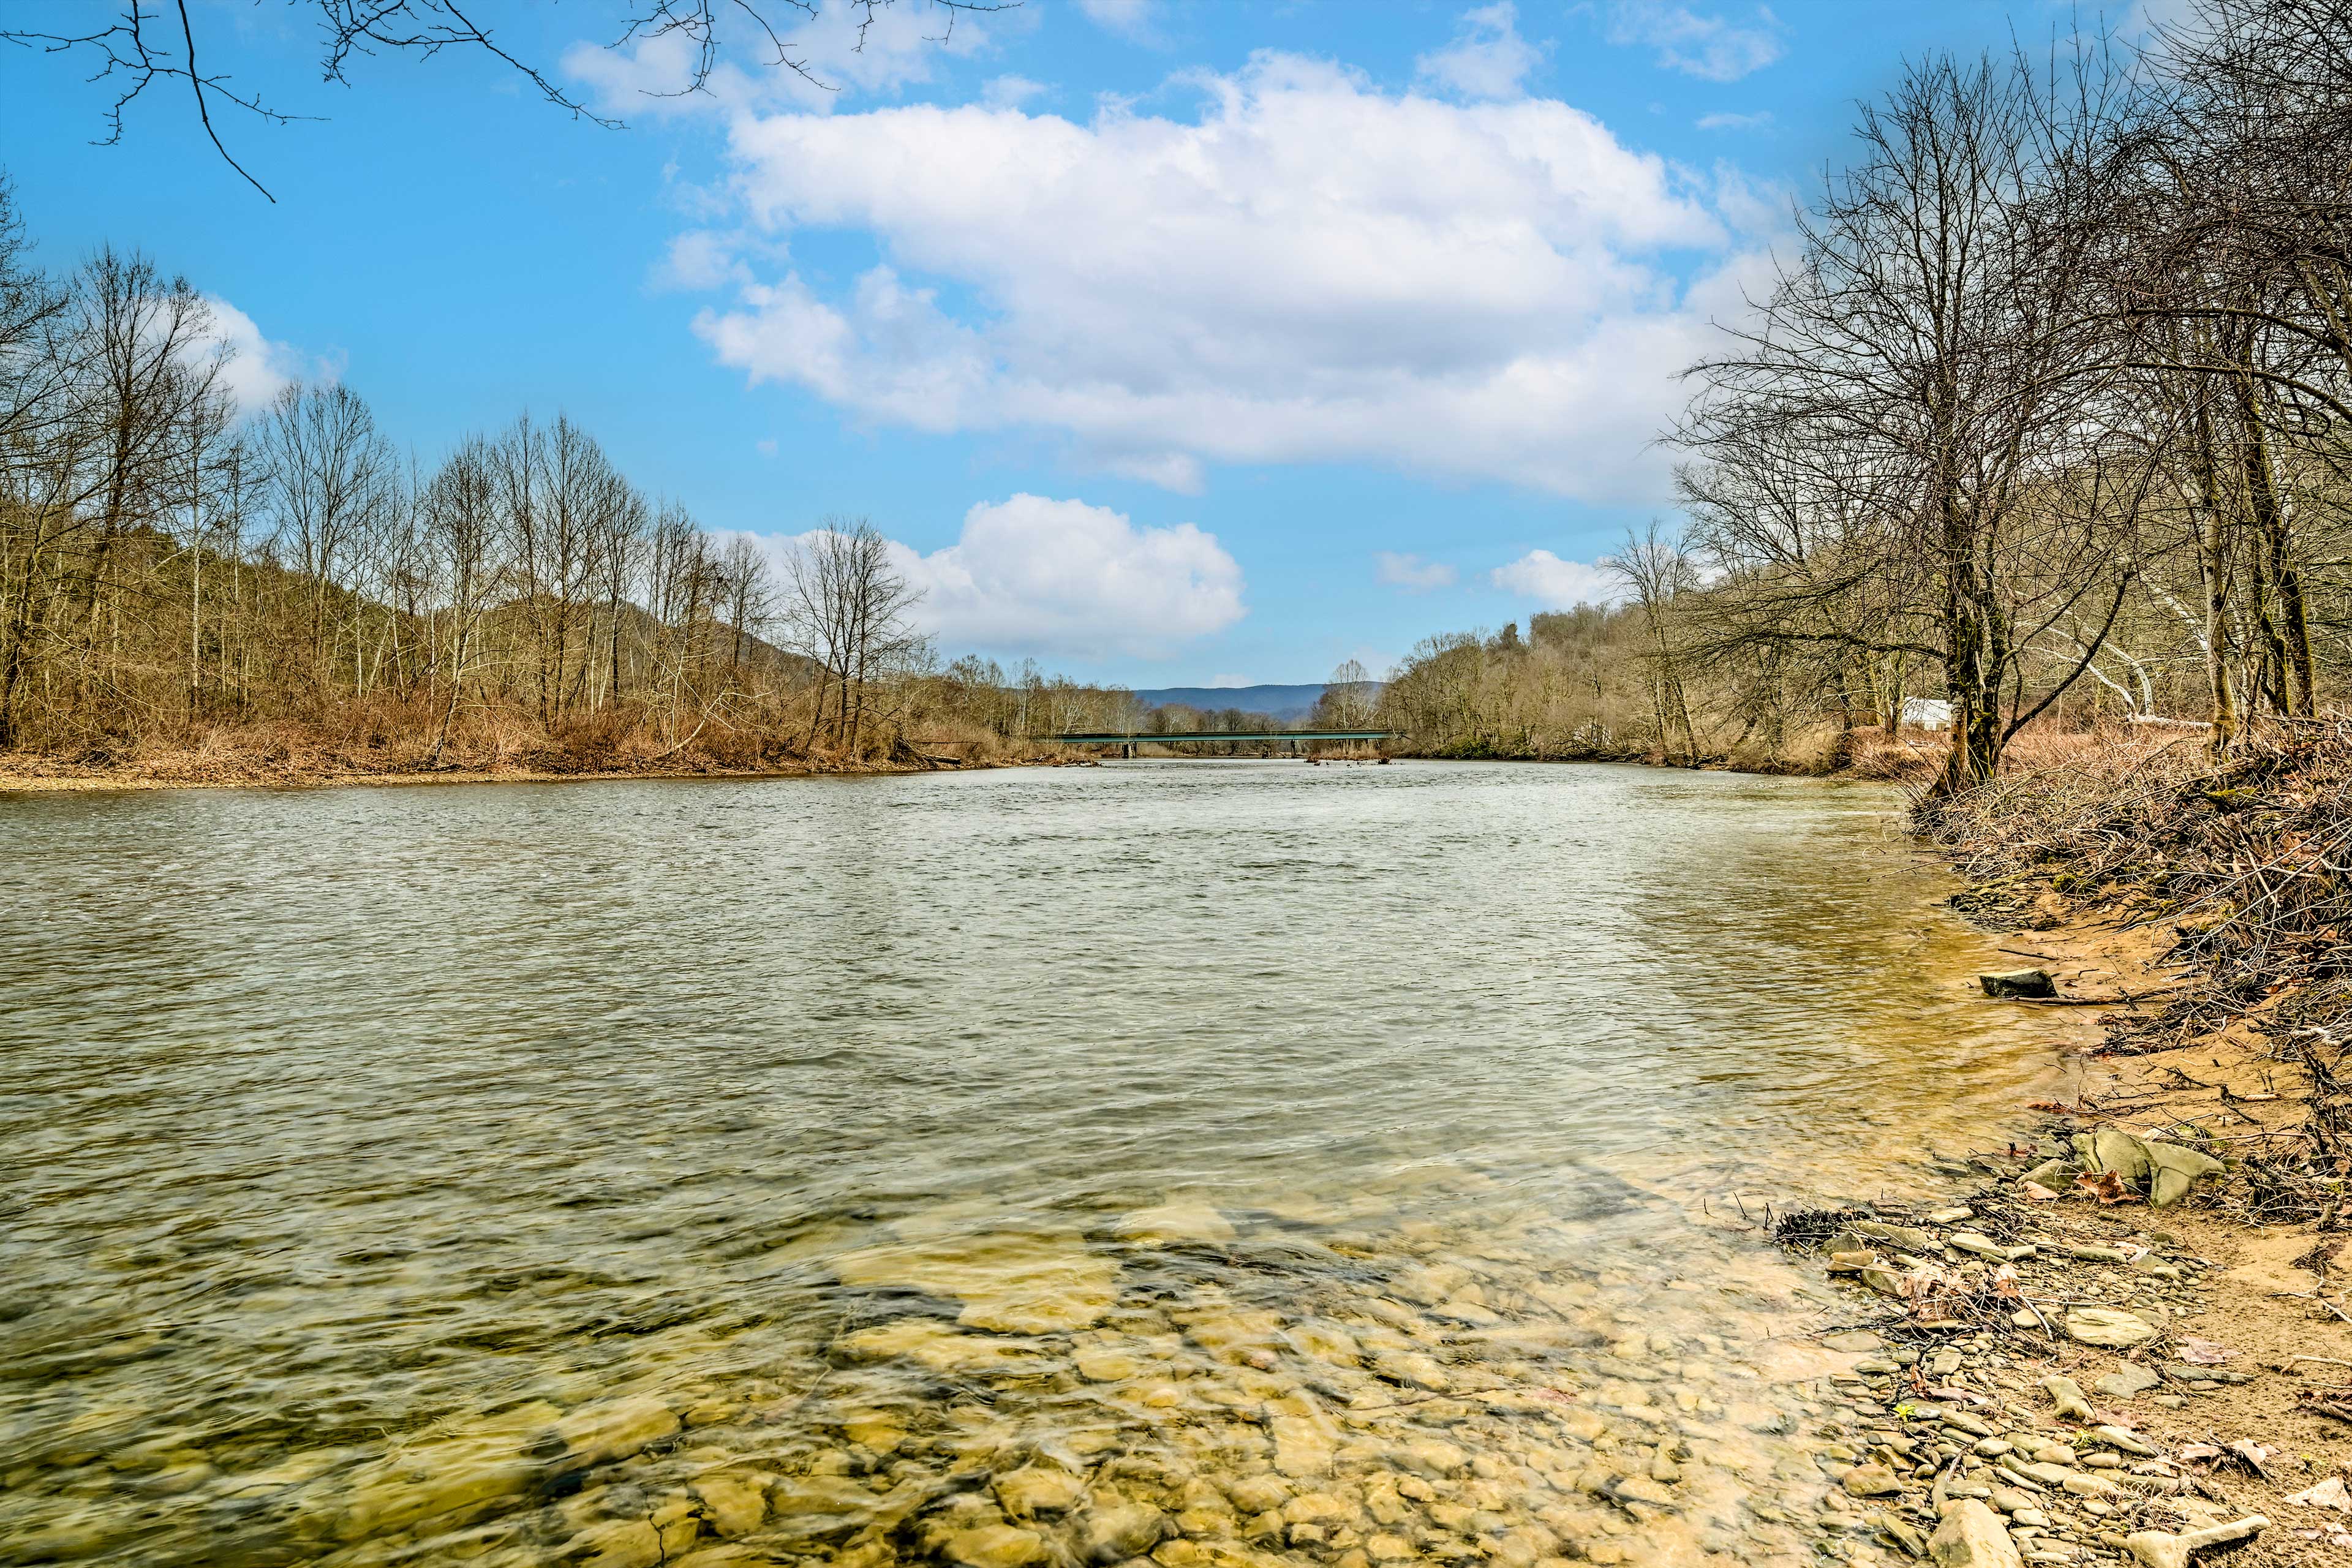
[
  {"x1": 257, "y1": 381, "x2": 396, "y2": 694},
  {"x1": 418, "y1": 435, "x2": 507, "y2": 762},
  {"x1": 2, "y1": 1, "x2": 1016, "y2": 200},
  {"x1": 779, "y1": 517, "x2": 925, "y2": 757}
]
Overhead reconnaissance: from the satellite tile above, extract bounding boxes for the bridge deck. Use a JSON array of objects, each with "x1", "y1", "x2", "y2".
[{"x1": 1050, "y1": 731, "x2": 1393, "y2": 744}]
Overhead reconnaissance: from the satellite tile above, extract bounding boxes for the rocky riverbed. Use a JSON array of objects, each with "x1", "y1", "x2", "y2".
[{"x1": 0, "y1": 1174, "x2": 1948, "y2": 1568}]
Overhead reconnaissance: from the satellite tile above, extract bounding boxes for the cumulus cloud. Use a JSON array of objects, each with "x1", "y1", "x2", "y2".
[
  {"x1": 1491, "y1": 549, "x2": 1621, "y2": 608},
  {"x1": 1415, "y1": 3, "x2": 1544, "y2": 100},
  {"x1": 195, "y1": 296, "x2": 328, "y2": 417},
  {"x1": 692, "y1": 52, "x2": 1761, "y2": 499},
  {"x1": 742, "y1": 495, "x2": 1245, "y2": 660},
  {"x1": 1599, "y1": 2, "x2": 1784, "y2": 82},
  {"x1": 1376, "y1": 552, "x2": 1458, "y2": 591}
]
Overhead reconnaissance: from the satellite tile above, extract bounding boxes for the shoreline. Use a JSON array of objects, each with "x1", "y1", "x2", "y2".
[
  {"x1": 0, "y1": 753, "x2": 1097, "y2": 795},
  {"x1": 0, "y1": 750, "x2": 1866, "y2": 796},
  {"x1": 1769, "y1": 880, "x2": 2351, "y2": 1563}
]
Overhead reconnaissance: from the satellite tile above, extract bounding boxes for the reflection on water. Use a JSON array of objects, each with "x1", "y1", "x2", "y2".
[{"x1": 0, "y1": 761, "x2": 2051, "y2": 1567}]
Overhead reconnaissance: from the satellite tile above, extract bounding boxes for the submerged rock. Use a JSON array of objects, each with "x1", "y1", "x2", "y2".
[
  {"x1": 1980, "y1": 969, "x2": 2056, "y2": 999},
  {"x1": 1078, "y1": 1499, "x2": 1170, "y2": 1562},
  {"x1": 691, "y1": 1475, "x2": 766, "y2": 1537},
  {"x1": 943, "y1": 1523, "x2": 1049, "y2": 1568},
  {"x1": 1117, "y1": 1203, "x2": 1237, "y2": 1245},
  {"x1": 995, "y1": 1465, "x2": 1086, "y2": 1520},
  {"x1": 832, "y1": 1232, "x2": 1120, "y2": 1333}
]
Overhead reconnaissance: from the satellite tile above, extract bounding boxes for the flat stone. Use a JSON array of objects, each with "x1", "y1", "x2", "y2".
[
  {"x1": 2065, "y1": 1308, "x2": 2157, "y2": 1348},
  {"x1": 1270, "y1": 1417, "x2": 1335, "y2": 1479},
  {"x1": 573, "y1": 1520, "x2": 664, "y2": 1568},
  {"x1": 1842, "y1": 1464, "x2": 1905, "y2": 1498},
  {"x1": 1116, "y1": 1203, "x2": 1236, "y2": 1245},
  {"x1": 2041, "y1": 1376, "x2": 2095, "y2": 1420},
  {"x1": 2022, "y1": 1159, "x2": 2080, "y2": 1190},
  {"x1": 995, "y1": 1466, "x2": 1087, "y2": 1519},
  {"x1": 1931, "y1": 1498, "x2": 2025, "y2": 1567},
  {"x1": 691, "y1": 1476, "x2": 766, "y2": 1537},
  {"x1": 2092, "y1": 1363, "x2": 2159, "y2": 1399},
  {"x1": 1283, "y1": 1324, "x2": 1360, "y2": 1366},
  {"x1": 1078, "y1": 1501, "x2": 1170, "y2": 1562},
  {"x1": 556, "y1": 1396, "x2": 680, "y2": 1467},
  {"x1": 838, "y1": 1317, "x2": 1049, "y2": 1374},
  {"x1": 2092, "y1": 1426, "x2": 2157, "y2": 1458},
  {"x1": 766, "y1": 1475, "x2": 887, "y2": 1536},
  {"x1": 945, "y1": 1525, "x2": 1049, "y2": 1568},
  {"x1": 2059, "y1": 1244, "x2": 2131, "y2": 1262},
  {"x1": 1822, "y1": 1330, "x2": 1887, "y2": 1353},
  {"x1": 1072, "y1": 1344, "x2": 1149, "y2": 1382},
  {"x1": 1854, "y1": 1222, "x2": 1943, "y2": 1254},
  {"x1": 832, "y1": 1229, "x2": 1119, "y2": 1333}
]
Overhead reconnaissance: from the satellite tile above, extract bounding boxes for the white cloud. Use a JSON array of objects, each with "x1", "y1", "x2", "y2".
[
  {"x1": 982, "y1": 74, "x2": 1048, "y2": 108},
  {"x1": 695, "y1": 52, "x2": 1762, "y2": 499},
  {"x1": 1376, "y1": 551, "x2": 1457, "y2": 590},
  {"x1": 1599, "y1": 2, "x2": 1784, "y2": 82},
  {"x1": 563, "y1": 0, "x2": 1000, "y2": 115},
  {"x1": 657, "y1": 229, "x2": 751, "y2": 290},
  {"x1": 742, "y1": 495, "x2": 1245, "y2": 660},
  {"x1": 1415, "y1": 3, "x2": 1544, "y2": 101},
  {"x1": 195, "y1": 296, "x2": 328, "y2": 417},
  {"x1": 1076, "y1": 0, "x2": 1159, "y2": 43},
  {"x1": 1695, "y1": 109, "x2": 1772, "y2": 131},
  {"x1": 1491, "y1": 549, "x2": 1621, "y2": 608}
]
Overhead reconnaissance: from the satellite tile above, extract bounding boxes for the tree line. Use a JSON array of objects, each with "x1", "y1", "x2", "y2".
[
  {"x1": 1376, "y1": 0, "x2": 2352, "y2": 786},
  {"x1": 0, "y1": 177, "x2": 1134, "y2": 774}
]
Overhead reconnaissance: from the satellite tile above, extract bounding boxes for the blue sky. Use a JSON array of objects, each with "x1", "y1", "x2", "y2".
[{"x1": 1, "y1": 0, "x2": 2111, "y2": 687}]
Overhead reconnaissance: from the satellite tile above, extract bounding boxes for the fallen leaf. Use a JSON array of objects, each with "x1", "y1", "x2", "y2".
[
  {"x1": 2021, "y1": 1180, "x2": 2061, "y2": 1201},
  {"x1": 2176, "y1": 1336, "x2": 2236, "y2": 1365},
  {"x1": 2076, "y1": 1170, "x2": 2136, "y2": 1205},
  {"x1": 2179, "y1": 1442, "x2": 2222, "y2": 1464},
  {"x1": 2288, "y1": 1477, "x2": 2352, "y2": 1512},
  {"x1": 2228, "y1": 1439, "x2": 2274, "y2": 1477}
]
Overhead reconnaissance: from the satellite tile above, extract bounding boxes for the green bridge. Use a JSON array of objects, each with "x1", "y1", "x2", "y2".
[{"x1": 1050, "y1": 729, "x2": 1393, "y2": 748}]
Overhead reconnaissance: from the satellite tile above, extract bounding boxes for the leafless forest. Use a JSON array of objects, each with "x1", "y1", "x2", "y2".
[
  {"x1": 0, "y1": 182, "x2": 1137, "y2": 780},
  {"x1": 1381, "y1": 0, "x2": 2352, "y2": 790}
]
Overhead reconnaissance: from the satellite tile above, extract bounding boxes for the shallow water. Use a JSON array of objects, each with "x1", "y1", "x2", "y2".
[{"x1": 0, "y1": 761, "x2": 2057, "y2": 1567}]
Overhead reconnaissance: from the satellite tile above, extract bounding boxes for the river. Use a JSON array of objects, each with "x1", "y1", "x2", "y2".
[{"x1": 0, "y1": 760, "x2": 2060, "y2": 1568}]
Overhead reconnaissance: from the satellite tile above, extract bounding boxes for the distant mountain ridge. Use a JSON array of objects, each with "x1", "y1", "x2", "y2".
[{"x1": 1129, "y1": 683, "x2": 1373, "y2": 723}]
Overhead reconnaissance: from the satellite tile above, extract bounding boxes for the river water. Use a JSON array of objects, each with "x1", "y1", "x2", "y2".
[{"x1": 0, "y1": 761, "x2": 2061, "y2": 1568}]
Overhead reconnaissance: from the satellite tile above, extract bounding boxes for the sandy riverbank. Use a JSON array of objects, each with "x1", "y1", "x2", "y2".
[{"x1": 1766, "y1": 891, "x2": 2352, "y2": 1565}]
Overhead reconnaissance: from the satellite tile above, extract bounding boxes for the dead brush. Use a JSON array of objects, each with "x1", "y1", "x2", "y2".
[{"x1": 1924, "y1": 716, "x2": 2352, "y2": 1220}]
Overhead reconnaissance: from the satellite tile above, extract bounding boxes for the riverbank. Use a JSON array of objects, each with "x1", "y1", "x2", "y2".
[
  {"x1": 1763, "y1": 725, "x2": 2352, "y2": 1565},
  {"x1": 0, "y1": 742, "x2": 1091, "y2": 793}
]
